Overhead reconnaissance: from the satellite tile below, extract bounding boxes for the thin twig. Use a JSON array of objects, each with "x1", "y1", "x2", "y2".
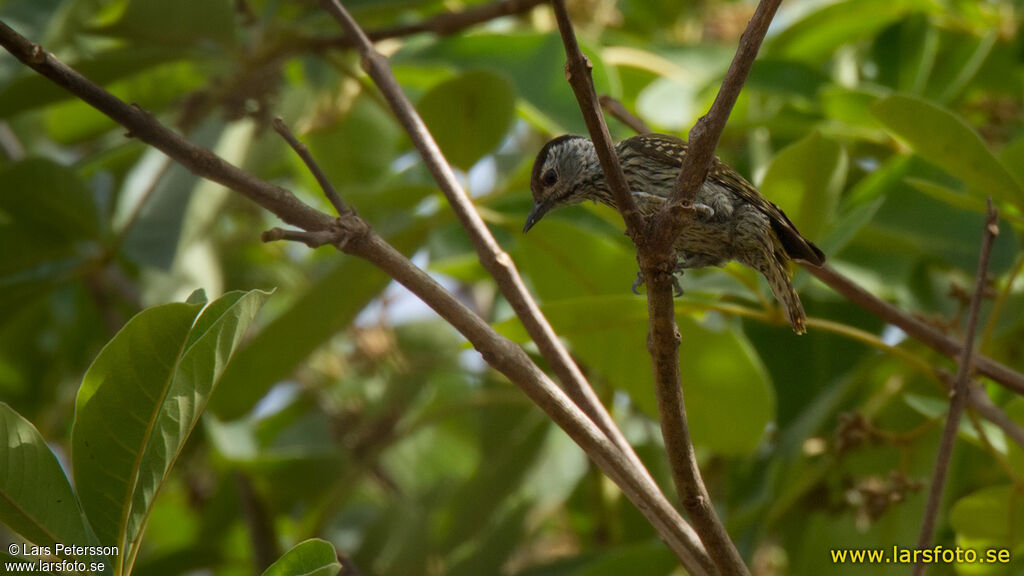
[
  {"x1": 806, "y1": 265, "x2": 1024, "y2": 396},
  {"x1": 261, "y1": 227, "x2": 339, "y2": 248},
  {"x1": 599, "y1": 94, "x2": 652, "y2": 135},
  {"x1": 0, "y1": 20, "x2": 713, "y2": 575},
  {"x1": 913, "y1": 199, "x2": 999, "y2": 576},
  {"x1": 550, "y1": 0, "x2": 644, "y2": 240},
  {"x1": 272, "y1": 117, "x2": 350, "y2": 218}
]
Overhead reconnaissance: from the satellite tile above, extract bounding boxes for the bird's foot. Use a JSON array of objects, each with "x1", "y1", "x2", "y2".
[
  {"x1": 631, "y1": 271, "x2": 645, "y2": 295},
  {"x1": 631, "y1": 269, "x2": 684, "y2": 297},
  {"x1": 671, "y1": 273, "x2": 684, "y2": 297}
]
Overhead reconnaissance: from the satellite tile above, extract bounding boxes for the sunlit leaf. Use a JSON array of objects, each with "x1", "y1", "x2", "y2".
[
  {"x1": 769, "y1": 0, "x2": 936, "y2": 63},
  {"x1": 261, "y1": 539, "x2": 341, "y2": 576},
  {"x1": 0, "y1": 404, "x2": 92, "y2": 552},
  {"x1": 417, "y1": 70, "x2": 516, "y2": 170},
  {"x1": 72, "y1": 290, "x2": 270, "y2": 573},
  {"x1": 950, "y1": 485, "x2": 1024, "y2": 548},
  {"x1": 494, "y1": 296, "x2": 774, "y2": 454},
  {"x1": 760, "y1": 131, "x2": 846, "y2": 242},
  {"x1": 104, "y1": 0, "x2": 236, "y2": 46},
  {"x1": 871, "y1": 94, "x2": 1023, "y2": 207}
]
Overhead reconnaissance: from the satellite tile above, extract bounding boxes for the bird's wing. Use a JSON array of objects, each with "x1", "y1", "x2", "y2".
[{"x1": 621, "y1": 134, "x2": 825, "y2": 265}]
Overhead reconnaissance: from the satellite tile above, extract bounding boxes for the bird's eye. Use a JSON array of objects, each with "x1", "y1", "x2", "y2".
[{"x1": 541, "y1": 169, "x2": 558, "y2": 187}]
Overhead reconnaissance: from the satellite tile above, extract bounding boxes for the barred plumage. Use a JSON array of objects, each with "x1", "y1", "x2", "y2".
[{"x1": 524, "y1": 134, "x2": 826, "y2": 334}]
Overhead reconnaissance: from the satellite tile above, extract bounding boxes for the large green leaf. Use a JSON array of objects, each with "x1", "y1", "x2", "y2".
[
  {"x1": 768, "y1": 0, "x2": 935, "y2": 63},
  {"x1": 950, "y1": 485, "x2": 1024, "y2": 548},
  {"x1": 494, "y1": 296, "x2": 774, "y2": 455},
  {"x1": 303, "y1": 94, "x2": 402, "y2": 192},
  {"x1": 261, "y1": 539, "x2": 341, "y2": 576},
  {"x1": 72, "y1": 289, "x2": 270, "y2": 574},
  {"x1": 871, "y1": 94, "x2": 1024, "y2": 207},
  {"x1": 440, "y1": 410, "x2": 548, "y2": 551},
  {"x1": 103, "y1": 0, "x2": 236, "y2": 46},
  {"x1": 519, "y1": 218, "x2": 636, "y2": 301},
  {"x1": 573, "y1": 541, "x2": 676, "y2": 576},
  {"x1": 0, "y1": 158, "x2": 100, "y2": 243},
  {"x1": 417, "y1": 70, "x2": 516, "y2": 170},
  {"x1": 760, "y1": 131, "x2": 846, "y2": 243},
  {"x1": 0, "y1": 404, "x2": 91, "y2": 551},
  {"x1": 400, "y1": 33, "x2": 613, "y2": 133},
  {"x1": 0, "y1": 159, "x2": 102, "y2": 322},
  {"x1": 517, "y1": 219, "x2": 773, "y2": 453}
]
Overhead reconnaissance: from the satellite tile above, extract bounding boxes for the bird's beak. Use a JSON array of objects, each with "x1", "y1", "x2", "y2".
[{"x1": 523, "y1": 200, "x2": 551, "y2": 233}]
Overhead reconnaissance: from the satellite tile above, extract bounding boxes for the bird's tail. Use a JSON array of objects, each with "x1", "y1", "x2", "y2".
[{"x1": 762, "y1": 249, "x2": 807, "y2": 334}]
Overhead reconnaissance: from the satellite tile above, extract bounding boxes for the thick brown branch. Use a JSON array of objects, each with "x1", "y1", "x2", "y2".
[
  {"x1": 913, "y1": 201, "x2": 999, "y2": 576},
  {"x1": 628, "y1": 1, "x2": 782, "y2": 574},
  {"x1": 0, "y1": 19, "x2": 712, "y2": 575},
  {"x1": 550, "y1": 0, "x2": 644, "y2": 240},
  {"x1": 807, "y1": 265, "x2": 1024, "y2": 396}
]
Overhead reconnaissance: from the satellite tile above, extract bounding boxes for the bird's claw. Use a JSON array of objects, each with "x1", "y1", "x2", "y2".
[{"x1": 631, "y1": 270, "x2": 684, "y2": 297}]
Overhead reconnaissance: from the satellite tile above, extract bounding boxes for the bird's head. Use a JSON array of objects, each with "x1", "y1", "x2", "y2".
[{"x1": 523, "y1": 135, "x2": 598, "y2": 233}]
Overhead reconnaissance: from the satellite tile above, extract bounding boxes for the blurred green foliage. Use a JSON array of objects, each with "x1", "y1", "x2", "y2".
[{"x1": 0, "y1": 0, "x2": 1023, "y2": 574}]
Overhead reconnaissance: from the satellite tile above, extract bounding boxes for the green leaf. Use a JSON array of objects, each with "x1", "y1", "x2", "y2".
[
  {"x1": 0, "y1": 159, "x2": 102, "y2": 319},
  {"x1": 871, "y1": 94, "x2": 1024, "y2": 207},
  {"x1": 303, "y1": 94, "x2": 401, "y2": 191},
  {"x1": 820, "y1": 86, "x2": 889, "y2": 137},
  {"x1": 72, "y1": 290, "x2": 270, "y2": 573},
  {"x1": 0, "y1": 403, "x2": 91, "y2": 550},
  {"x1": 574, "y1": 541, "x2": 676, "y2": 576},
  {"x1": 760, "y1": 131, "x2": 846, "y2": 242},
  {"x1": 0, "y1": 158, "x2": 100, "y2": 243},
  {"x1": 441, "y1": 411, "x2": 548, "y2": 551},
  {"x1": 494, "y1": 296, "x2": 774, "y2": 455},
  {"x1": 950, "y1": 485, "x2": 1024, "y2": 548},
  {"x1": 768, "y1": 0, "x2": 936, "y2": 63},
  {"x1": 1008, "y1": 398, "x2": 1024, "y2": 474},
  {"x1": 903, "y1": 394, "x2": 1007, "y2": 454},
  {"x1": 519, "y1": 219, "x2": 636, "y2": 301},
  {"x1": 999, "y1": 134, "x2": 1024, "y2": 193},
  {"x1": 401, "y1": 33, "x2": 613, "y2": 133},
  {"x1": 261, "y1": 539, "x2": 341, "y2": 576},
  {"x1": 417, "y1": 70, "x2": 516, "y2": 170},
  {"x1": 923, "y1": 30, "x2": 997, "y2": 103},
  {"x1": 104, "y1": 0, "x2": 236, "y2": 46}
]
